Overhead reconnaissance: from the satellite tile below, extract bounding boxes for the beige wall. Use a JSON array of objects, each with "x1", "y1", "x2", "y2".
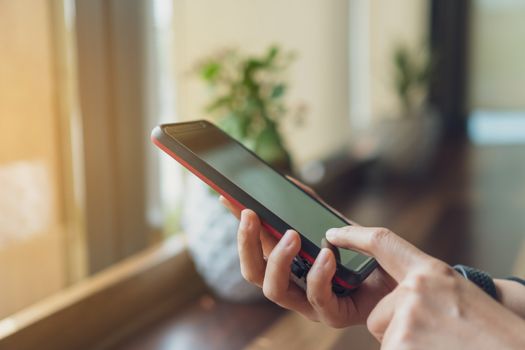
[
  {"x1": 0, "y1": 0, "x2": 67, "y2": 318},
  {"x1": 172, "y1": 0, "x2": 430, "y2": 164},
  {"x1": 469, "y1": 0, "x2": 525, "y2": 110},
  {"x1": 368, "y1": 0, "x2": 430, "y2": 119},
  {"x1": 173, "y1": 0, "x2": 351, "y2": 166}
]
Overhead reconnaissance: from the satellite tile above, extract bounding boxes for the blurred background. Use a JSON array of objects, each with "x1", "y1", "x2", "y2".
[{"x1": 1, "y1": 0, "x2": 524, "y2": 349}]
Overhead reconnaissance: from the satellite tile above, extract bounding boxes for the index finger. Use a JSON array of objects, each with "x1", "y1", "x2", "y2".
[{"x1": 326, "y1": 226, "x2": 434, "y2": 282}]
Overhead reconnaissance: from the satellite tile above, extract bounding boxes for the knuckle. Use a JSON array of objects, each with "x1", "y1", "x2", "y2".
[
  {"x1": 435, "y1": 263, "x2": 462, "y2": 291},
  {"x1": 266, "y1": 250, "x2": 289, "y2": 276},
  {"x1": 404, "y1": 296, "x2": 423, "y2": 322},
  {"x1": 429, "y1": 260, "x2": 455, "y2": 277},
  {"x1": 406, "y1": 272, "x2": 428, "y2": 293},
  {"x1": 306, "y1": 289, "x2": 327, "y2": 309},
  {"x1": 305, "y1": 272, "x2": 329, "y2": 309},
  {"x1": 396, "y1": 323, "x2": 417, "y2": 345},
  {"x1": 267, "y1": 245, "x2": 283, "y2": 262},
  {"x1": 262, "y1": 283, "x2": 281, "y2": 303},
  {"x1": 237, "y1": 225, "x2": 251, "y2": 244},
  {"x1": 368, "y1": 228, "x2": 392, "y2": 249},
  {"x1": 405, "y1": 261, "x2": 454, "y2": 294},
  {"x1": 305, "y1": 268, "x2": 322, "y2": 286}
]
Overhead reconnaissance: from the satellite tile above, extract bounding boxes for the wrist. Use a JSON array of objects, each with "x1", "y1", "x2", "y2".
[
  {"x1": 453, "y1": 264, "x2": 498, "y2": 299},
  {"x1": 495, "y1": 279, "x2": 525, "y2": 318}
]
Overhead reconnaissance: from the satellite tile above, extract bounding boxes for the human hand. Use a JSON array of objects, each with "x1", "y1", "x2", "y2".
[
  {"x1": 219, "y1": 180, "x2": 396, "y2": 327},
  {"x1": 221, "y1": 177, "x2": 525, "y2": 349},
  {"x1": 327, "y1": 226, "x2": 525, "y2": 349}
]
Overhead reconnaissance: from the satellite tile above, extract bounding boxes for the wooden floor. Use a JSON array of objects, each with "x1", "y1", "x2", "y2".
[{"x1": 113, "y1": 141, "x2": 525, "y2": 350}]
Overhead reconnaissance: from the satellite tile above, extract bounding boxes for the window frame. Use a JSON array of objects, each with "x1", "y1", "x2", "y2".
[
  {"x1": 75, "y1": 0, "x2": 165, "y2": 273},
  {"x1": 0, "y1": 235, "x2": 205, "y2": 350},
  {"x1": 0, "y1": 1, "x2": 199, "y2": 347}
]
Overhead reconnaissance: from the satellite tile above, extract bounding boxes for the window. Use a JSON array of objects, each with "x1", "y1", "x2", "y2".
[
  {"x1": 0, "y1": 0, "x2": 182, "y2": 321},
  {"x1": 468, "y1": 0, "x2": 525, "y2": 145},
  {"x1": 348, "y1": 0, "x2": 430, "y2": 127}
]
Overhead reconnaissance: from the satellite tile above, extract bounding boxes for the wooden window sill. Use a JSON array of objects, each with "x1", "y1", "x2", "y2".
[{"x1": 0, "y1": 235, "x2": 207, "y2": 350}]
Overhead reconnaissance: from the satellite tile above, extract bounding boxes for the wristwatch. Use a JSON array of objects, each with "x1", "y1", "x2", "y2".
[{"x1": 453, "y1": 264, "x2": 498, "y2": 300}]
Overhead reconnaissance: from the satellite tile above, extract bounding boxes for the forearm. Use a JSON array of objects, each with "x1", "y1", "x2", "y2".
[{"x1": 495, "y1": 279, "x2": 525, "y2": 318}]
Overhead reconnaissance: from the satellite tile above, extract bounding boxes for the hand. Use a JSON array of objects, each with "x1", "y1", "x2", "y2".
[
  {"x1": 219, "y1": 180, "x2": 396, "y2": 327},
  {"x1": 327, "y1": 226, "x2": 525, "y2": 349},
  {"x1": 221, "y1": 181, "x2": 525, "y2": 349}
]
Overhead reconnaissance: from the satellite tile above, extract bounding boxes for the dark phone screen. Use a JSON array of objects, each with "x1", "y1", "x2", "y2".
[{"x1": 166, "y1": 124, "x2": 370, "y2": 269}]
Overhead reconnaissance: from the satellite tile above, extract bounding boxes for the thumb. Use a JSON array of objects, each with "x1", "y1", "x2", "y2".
[{"x1": 326, "y1": 226, "x2": 431, "y2": 282}]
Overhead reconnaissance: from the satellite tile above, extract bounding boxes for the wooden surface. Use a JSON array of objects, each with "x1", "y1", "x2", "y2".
[
  {"x1": 112, "y1": 296, "x2": 284, "y2": 350},
  {"x1": 114, "y1": 141, "x2": 525, "y2": 350},
  {"x1": 0, "y1": 236, "x2": 206, "y2": 350},
  {"x1": 247, "y1": 312, "x2": 343, "y2": 350}
]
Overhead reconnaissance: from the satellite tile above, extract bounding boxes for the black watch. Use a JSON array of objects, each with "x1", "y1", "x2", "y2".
[{"x1": 453, "y1": 264, "x2": 498, "y2": 300}]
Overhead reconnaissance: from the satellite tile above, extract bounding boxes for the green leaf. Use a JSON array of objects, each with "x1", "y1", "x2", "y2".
[
  {"x1": 254, "y1": 127, "x2": 287, "y2": 163},
  {"x1": 200, "y1": 62, "x2": 221, "y2": 82},
  {"x1": 205, "y1": 96, "x2": 231, "y2": 112},
  {"x1": 194, "y1": 45, "x2": 295, "y2": 162},
  {"x1": 217, "y1": 113, "x2": 243, "y2": 139},
  {"x1": 266, "y1": 46, "x2": 279, "y2": 63},
  {"x1": 271, "y1": 84, "x2": 285, "y2": 99}
]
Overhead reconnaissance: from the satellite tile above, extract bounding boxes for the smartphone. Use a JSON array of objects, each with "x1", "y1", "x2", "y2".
[{"x1": 152, "y1": 120, "x2": 377, "y2": 295}]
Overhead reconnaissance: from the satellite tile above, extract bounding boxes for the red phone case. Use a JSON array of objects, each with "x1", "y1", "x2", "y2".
[{"x1": 152, "y1": 134, "x2": 357, "y2": 290}]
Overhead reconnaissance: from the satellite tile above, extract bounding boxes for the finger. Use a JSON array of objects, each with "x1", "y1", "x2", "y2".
[
  {"x1": 263, "y1": 230, "x2": 316, "y2": 318},
  {"x1": 220, "y1": 197, "x2": 278, "y2": 257},
  {"x1": 366, "y1": 286, "x2": 403, "y2": 342},
  {"x1": 306, "y1": 248, "x2": 353, "y2": 327},
  {"x1": 260, "y1": 230, "x2": 278, "y2": 257},
  {"x1": 237, "y1": 209, "x2": 266, "y2": 287},
  {"x1": 326, "y1": 226, "x2": 431, "y2": 282},
  {"x1": 380, "y1": 294, "x2": 421, "y2": 350},
  {"x1": 219, "y1": 195, "x2": 241, "y2": 219},
  {"x1": 321, "y1": 238, "x2": 341, "y2": 263}
]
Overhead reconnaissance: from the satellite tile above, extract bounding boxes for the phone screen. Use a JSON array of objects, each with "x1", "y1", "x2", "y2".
[{"x1": 166, "y1": 124, "x2": 371, "y2": 270}]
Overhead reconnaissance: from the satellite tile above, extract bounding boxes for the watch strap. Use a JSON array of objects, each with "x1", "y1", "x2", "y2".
[{"x1": 453, "y1": 264, "x2": 498, "y2": 300}]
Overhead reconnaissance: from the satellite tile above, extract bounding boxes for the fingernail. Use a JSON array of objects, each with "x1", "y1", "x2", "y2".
[
  {"x1": 281, "y1": 230, "x2": 296, "y2": 247},
  {"x1": 326, "y1": 228, "x2": 338, "y2": 239}
]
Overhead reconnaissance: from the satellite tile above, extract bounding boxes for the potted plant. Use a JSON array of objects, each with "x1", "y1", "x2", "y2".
[
  {"x1": 182, "y1": 46, "x2": 298, "y2": 301},
  {"x1": 375, "y1": 43, "x2": 441, "y2": 177}
]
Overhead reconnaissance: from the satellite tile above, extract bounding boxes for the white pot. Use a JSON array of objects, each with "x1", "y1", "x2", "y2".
[{"x1": 182, "y1": 176, "x2": 263, "y2": 302}]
